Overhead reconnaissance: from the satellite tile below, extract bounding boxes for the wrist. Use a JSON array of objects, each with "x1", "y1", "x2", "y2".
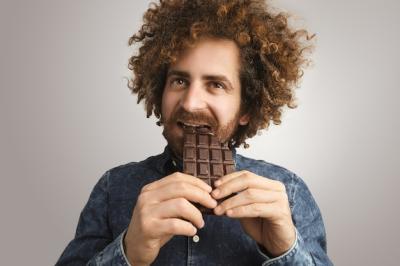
[
  {"x1": 262, "y1": 226, "x2": 297, "y2": 257},
  {"x1": 123, "y1": 231, "x2": 148, "y2": 266}
]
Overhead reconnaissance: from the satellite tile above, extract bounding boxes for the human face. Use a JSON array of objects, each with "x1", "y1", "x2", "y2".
[{"x1": 161, "y1": 38, "x2": 249, "y2": 158}]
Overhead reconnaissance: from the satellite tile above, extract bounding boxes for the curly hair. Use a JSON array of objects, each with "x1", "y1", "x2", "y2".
[{"x1": 128, "y1": 0, "x2": 314, "y2": 148}]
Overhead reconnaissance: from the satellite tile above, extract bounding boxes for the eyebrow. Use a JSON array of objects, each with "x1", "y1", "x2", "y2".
[{"x1": 166, "y1": 70, "x2": 234, "y2": 90}]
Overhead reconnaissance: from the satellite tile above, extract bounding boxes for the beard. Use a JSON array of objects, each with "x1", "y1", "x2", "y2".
[{"x1": 162, "y1": 108, "x2": 240, "y2": 159}]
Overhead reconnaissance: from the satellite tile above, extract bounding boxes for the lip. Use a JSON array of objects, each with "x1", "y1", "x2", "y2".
[{"x1": 177, "y1": 121, "x2": 211, "y2": 130}]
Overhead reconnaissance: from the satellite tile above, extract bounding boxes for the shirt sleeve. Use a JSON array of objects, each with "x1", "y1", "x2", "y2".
[
  {"x1": 256, "y1": 174, "x2": 333, "y2": 266},
  {"x1": 55, "y1": 171, "x2": 131, "y2": 266}
]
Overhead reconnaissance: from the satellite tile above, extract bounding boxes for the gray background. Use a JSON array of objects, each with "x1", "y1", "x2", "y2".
[{"x1": 1, "y1": 0, "x2": 399, "y2": 265}]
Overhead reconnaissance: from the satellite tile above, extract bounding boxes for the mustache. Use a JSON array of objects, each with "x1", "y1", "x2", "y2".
[{"x1": 170, "y1": 108, "x2": 218, "y2": 129}]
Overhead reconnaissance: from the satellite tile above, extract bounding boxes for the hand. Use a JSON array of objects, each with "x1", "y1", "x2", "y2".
[
  {"x1": 124, "y1": 172, "x2": 217, "y2": 266},
  {"x1": 211, "y1": 170, "x2": 296, "y2": 257}
]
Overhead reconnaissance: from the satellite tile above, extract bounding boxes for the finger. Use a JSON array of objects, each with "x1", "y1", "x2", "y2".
[
  {"x1": 212, "y1": 173, "x2": 285, "y2": 199},
  {"x1": 154, "y1": 198, "x2": 205, "y2": 229},
  {"x1": 142, "y1": 172, "x2": 212, "y2": 193},
  {"x1": 155, "y1": 218, "x2": 198, "y2": 237},
  {"x1": 214, "y1": 170, "x2": 283, "y2": 190},
  {"x1": 213, "y1": 170, "x2": 246, "y2": 186},
  {"x1": 225, "y1": 203, "x2": 279, "y2": 218},
  {"x1": 143, "y1": 181, "x2": 217, "y2": 209},
  {"x1": 214, "y1": 189, "x2": 281, "y2": 215}
]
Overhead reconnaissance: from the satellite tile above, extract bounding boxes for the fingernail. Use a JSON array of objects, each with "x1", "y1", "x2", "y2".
[
  {"x1": 214, "y1": 206, "x2": 222, "y2": 215},
  {"x1": 201, "y1": 220, "x2": 205, "y2": 228},
  {"x1": 214, "y1": 180, "x2": 221, "y2": 186},
  {"x1": 208, "y1": 194, "x2": 217, "y2": 203},
  {"x1": 212, "y1": 189, "x2": 220, "y2": 198}
]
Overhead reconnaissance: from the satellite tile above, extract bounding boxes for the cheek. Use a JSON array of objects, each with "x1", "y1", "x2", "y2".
[
  {"x1": 209, "y1": 96, "x2": 241, "y2": 124},
  {"x1": 161, "y1": 90, "x2": 174, "y2": 119}
]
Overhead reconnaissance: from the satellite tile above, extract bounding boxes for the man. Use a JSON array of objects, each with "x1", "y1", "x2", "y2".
[{"x1": 57, "y1": 0, "x2": 332, "y2": 265}]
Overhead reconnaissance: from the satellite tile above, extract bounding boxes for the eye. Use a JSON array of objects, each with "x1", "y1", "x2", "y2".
[
  {"x1": 170, "y1": 78, "x2": 187, "y2": 88},
  {"x1": 209, "y1": 81, "x2": 225, "y2": 90}
]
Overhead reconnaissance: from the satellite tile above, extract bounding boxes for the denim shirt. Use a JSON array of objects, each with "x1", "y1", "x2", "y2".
[{"x1": 56, "y1": 146, "x2": 333, "y2": 265}]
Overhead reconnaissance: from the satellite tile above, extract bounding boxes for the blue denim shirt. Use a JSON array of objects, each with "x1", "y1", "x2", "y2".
[{"x1": 56, "y1": 146, "x2": 333, "y2": 265}]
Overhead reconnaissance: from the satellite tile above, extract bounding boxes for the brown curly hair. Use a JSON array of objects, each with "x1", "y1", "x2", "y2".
[{"x1": 128, "y1": 0, "x2": 314, "y2": 148}]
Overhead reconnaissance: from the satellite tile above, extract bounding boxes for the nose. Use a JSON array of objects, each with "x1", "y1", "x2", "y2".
[{"x1": 180, "y1": 81, "x2": 207, "y2": 112}]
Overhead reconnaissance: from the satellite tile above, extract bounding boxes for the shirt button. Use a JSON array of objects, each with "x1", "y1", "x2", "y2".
[{"x1": 192, "y1": 235, "x2": 200, "y2": 243}]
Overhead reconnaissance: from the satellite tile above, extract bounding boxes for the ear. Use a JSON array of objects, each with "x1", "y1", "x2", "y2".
[{"x1": 238, "y1": 113, "x2": 250, "y2": 126}]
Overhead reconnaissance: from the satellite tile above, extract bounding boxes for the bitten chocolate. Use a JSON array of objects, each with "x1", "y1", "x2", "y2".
[{"x1": 182, "y1": 125, "x2": 235, "y2": 214}]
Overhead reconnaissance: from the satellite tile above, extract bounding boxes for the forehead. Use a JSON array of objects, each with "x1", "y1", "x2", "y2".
[{"x1": 169, "y1": 38, "x2": 241, "y2": 81}]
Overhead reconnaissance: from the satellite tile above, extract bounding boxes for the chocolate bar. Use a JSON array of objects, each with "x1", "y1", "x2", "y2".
[{"x1": 183, "y1": 125, "x2": 235, "y2": 214}]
